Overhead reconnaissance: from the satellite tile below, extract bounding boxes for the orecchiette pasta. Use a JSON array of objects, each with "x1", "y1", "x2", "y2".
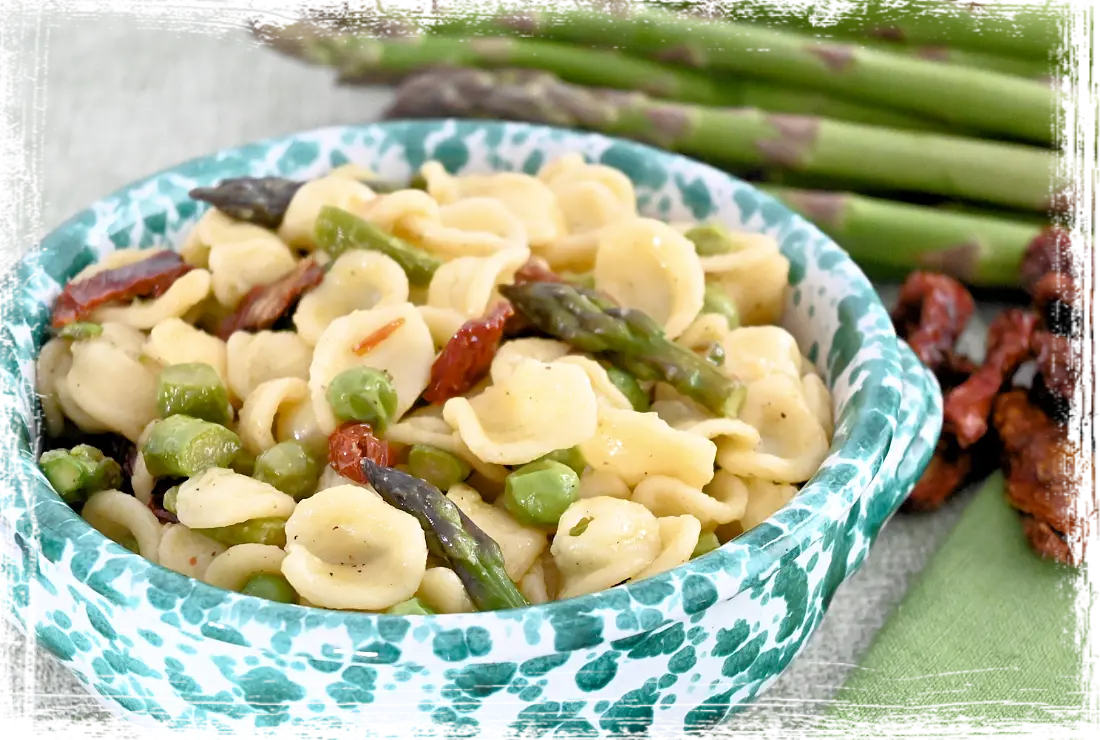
[
  {"x1": 576, "y1": 469, "x2": 633, "y2": 501},
  {"x1": 225, "y1": 330, "x2": 312, "y2": 402},
  {"x1": 802, "y1": 372, "x2": 835, "y2": 440},
  {"x1": 489, "y1": 338, "x2": 571, "y2": 385},
  {"x1": 552, "y1": 497, "x2": 661, "y2": 600},
  {"x1": 90, "y1": 269, "x2": 212, "y2": 329},
  {"x1": 443, "y1": 359, "x2": 598, "y2": 465},
  {"x1": 131, "y1": 421, "x2": 159, "y2": 506},
  {"x1": 517, "y1": 558, "x2": 551, "y2": 605},
  {"x1": 36, "y1": 338, "x2": 74, "y2": 438},
  {"x1": 416, "y1": 567, "x2": 475, "y2": 614},
  {"x1": 203, "y1": 543, "x2": 287, "y2": 592},
  {"x1": 632, "y1": 515, "x2": 701, "y2": 582},
  {"x1": 208, "y1": 234, "x2": 296, "y2": 308},
  {"x1": 81, "y1": 489, "x2": 163, "y2": 560},
  {"x1": 631, "y1": 473, "x2": 748, "y2": 530},
  {"x1": 384, "y1": 414, "x2": 509, "y2": 483},
  {"x1": 237, "y1": 377, "x2": 311, "y2": 456},
  {"x1": 739, "y1": 478, "x2": 799, "y2": 532},
  {"x1": 446, "y1": 484, "x2": 546, "y2": 581},
  {"x1": 293, "y1": 250, "x2": 410, "y2": 346},
  {"x1": 277, "y1": 174, "x2": 377, "y2": 251},
  {"x1": 144, "y1": 317, "x2": 229, "y2": 386},
  {"x1": 157, "y1": 524, "x2": 227, "y2": 579},
  {"x1": 281, "y1": 485, "x2": 428, "y2": 610},
  {"x1": 426, "y1": 246, "x2": 530, "y2": 319},
  {"x1": 700, "y1": 235, "x2": 790, "y2": 326},
  {"x1": 722, "y1": 326, "x2": 803, "y2": 384},
  {"x1": 416, "y1": 306, "x2": 469, "y2": 351},
  {"x1": 65, "y1": 325, "x2": 159, "y2": 442},
  {"x1": 176, "y1": 468, "x2": 296, "y2": 530},
  {"x1": 417, "y1": 198, "x2": 528, "y2": 259}
]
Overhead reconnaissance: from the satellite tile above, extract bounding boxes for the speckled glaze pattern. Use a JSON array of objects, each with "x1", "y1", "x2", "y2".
[{"x1": 0, "y1": 121, "x2": 940, "y2": 737}]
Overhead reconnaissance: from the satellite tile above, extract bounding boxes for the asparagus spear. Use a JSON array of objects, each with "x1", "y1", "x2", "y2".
[
  {"x1": 498, "y1": 280, "x2": 745, "y2": 418},
  {"x1": 761, "y1": 185, "x2": 1047, "y2": 287},
  {"x1": 384, "y1": 68, "x2": 1063, "y2": 213},
  {"x1": 314, "y1": 205, "x2": 442, "y2": 286},
  {"x1": 854, "y1": 39, "x2": 1054, "y2": 82},
  {"x1": 360, "y1": 459, "x2": 529, "y2": 612},
  {"x1": 255, "y1": 22, "x2": 946, "y2": 132},
  {"x1": 424, "y1": 5, "x2": 1058, "y2": 144},
  {"x1": 39, "y1": 445, "x2": 123, "y2": 504}
]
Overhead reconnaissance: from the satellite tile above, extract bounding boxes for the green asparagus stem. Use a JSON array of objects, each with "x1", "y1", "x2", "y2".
[
  {"x1": 39, "y1": 445, "x2": 122, "y2": 504},
  {"x1": 386, "y1": 597, "x2": 435, "y2": 615},
  {"x1": 314, "y1": 205, "x2": 441, "y2": 286},
  {"x1": 156, "y1": 363, "x2": 233, "y2": 425},
  {"x1": 142, "y1": 415, "x2": 242, "y2": 479},
  {"x1": 698, "y1": 341, "x2": 727, "y2": 368},
  {"x1": 701, "y1": 283, "x2": 741, "y2": 330},
  {"x1": 691, "y1": 531, "x2": 720, "y2": 559},
  {"x1": 384, "y1": 69, "x2": 1062, "y2": 213},
  {"x1": 602, "y1": 366, "x2": 650, "y2": 412},
  {"x1": 253, "y1": 441, "x2": 322, "y2": 500},
  {"x1": 854, "y1": 39, "x2": 1053, "y2": 81},
  {"x1": 325, "y1": 367, "x2": 399, "y2": 433},
  {"x1": 502, "y1": 460, "x2": 580, "y2": 528},
  {"x1": 424, "y1": 5, "x2": 1058, "y2": 143},
  {"x1": 241, "y1": 573, "x2": 299, "y2": 603},
  {"x1": 406, "y1": 445, "x2": 472, "y2": 491},
  {"x1": 760, "y1": 185, "x2": 1046, "y2": 287},
  {"x1": 499, "y1": 281, "x2": 744, "y2": 417},
  {"x1": 197, "y1": 517, "x2": 288, "y2": 548},
  {"x1": 256, "y1": 22, "x2": 946, "y2": 132},
  {"x1": 537, "y1": 447, "x2": 587, "y2": 477},
  {"x1": 56, "y1": 322, "x2": 103, "y2": 341},
  {"x1": 360, "y1": 459, "x2": 529, "y2": 612}
]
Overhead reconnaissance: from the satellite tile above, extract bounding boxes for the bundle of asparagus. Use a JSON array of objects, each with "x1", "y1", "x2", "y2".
[{"x1": 250, "y1": 0, "x2": 1068, "y2": 289}]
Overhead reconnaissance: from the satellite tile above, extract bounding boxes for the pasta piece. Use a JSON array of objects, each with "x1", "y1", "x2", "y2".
[
  {"x1": 131, "y1": 421, "x2": 159, "y2": 506},
  {"x1": 715, "y1": 375, "x2": 830, "y2": 484},
  {"x1": 36, "y1": 338, "x2": 73, "y2": 438},
  {"x1": 551, "y1": 497, "x2": 661, "y2": 600},
  {"x1": 489, "y1": 338, "x2": 571, "y2": 385},
  {"x1": 554, "y1": 356, "x2": 633, "y2": 410},
  {"x1": 676, "y1": 313, "x2": 734, "y2": 355},
  {"x1": 426, "y1": 246, "x2": 531, "y2": 319},
  {"x1": 89, "y1": 269, "x2": 212, "y2": 329},
  {"x1": 700, "y1": 236, "x2": 790, "y2": 326},
  {"x1": 315, "y1": 465, "x2": 375, "y2": 494},
  {"x1": 358, "y1": 189, "x2": 439, "y2": 240},
  {"x1": 576, "y1": 469, "x2": 632, "y2": 501},
  {"x1": 802, "y1": 373, "x2": 835, "y2": 440},
  {"x1": 81, "y1": 489, "x2": 163, "y2": 560},
  {"x1": 416, "y1": 567, "x2": 475, "y2": 614},
  {"x1": 538, "y1": 182, "x2": 627, "y2": 271},
  {"x1": 632, "y1": 515, "x2": 701, "y2": 581},
  {"x1": 536, "y1": 153, "x2": 587, "y2": 184},
  {"x1": 180, "y1": 210, "x2": 259, "y2": 268},
  {"x1": 722, "y1": 326, "x2": 803, "y2": 384},
  {"x1": 417, "y1": 198, "x2": 528, "y2": 259},
  {"x1": 72, "y1": 248, "x2": 160, "y2": 281},
  {"x1": 293, "y1": 250, "x2": 409, "y2": 346},
  {"x1": 740, "y1": 478, "x2": 798, "y2": 532},
  {"x1": 446, "y1": 484, "x2": 547, "y2": 581},
  {"x1": 442, "y1": 359, "x2": 598, "y2": 466},
  {"x1": 65, "y1": 325, "x2": 159, "y2": 442},
  {"x1": 578, "y1": 407, "x2": 717, "y2": 489},
  {"x1": 157, "y1": 524, "x2": 227, "y2": 579},
  {"x1": 631, "y1": 473, "x2": 748, "y2": 529},
  {"x1": 593, "y1": 218, "x2": 704, "y2": 339},
  {"x1": 278, "y1": 174, "x2": 377, "y2": 251},
  {"x1": 416, "y1": 306, "x2": 468, "y2": 351},
  {"x1": 203, "y1": 543, "x2": 287, "y2": 592},
  {"x1": 175, "y1": 468, "x2": 296, "y2": 530},
  {"x1": 208, "y1": 236, "x2": 297, "y2": 308},
  {"x1": 143, "y1": 317, "x2": 229, "y2": 387},
  {"x1": 225, "y1": 330, "x2": 312, "y2": 402},
  {"x1": 309, "y1": 304, "x2": 435, "y2": 435},
  {"x1": 328, "y1": 163, "x2": 379, "y2": 181},
  {"x1": 273, "y1": 396, "x2": 328, "y2": 459},
  {"x1": 281, "y1": 484, "x2": 428, "y2": 610},
  {"x1": 237, "y1": 377, "x2": 310, "y2": 456},
  {"x1": 800, "y1": 355, "x2": 817, "y2": 377},
  {"x1": 384, "y1": 414, "x2": 508, "y2": 483}
]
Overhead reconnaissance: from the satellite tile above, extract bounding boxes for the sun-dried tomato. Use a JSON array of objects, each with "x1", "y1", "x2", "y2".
[
  {"x1": 1029, "y1": 269, "x2": 1100, "y2": 336},
  {"x1": 215, "y1": 258, "x2": 324, "y2": 339},
  {"x1": 423, "y1": 302, "x2": 514, "y2": 405},
  {"x1": 993, "y1": 390, "x2": 1080, "y2": 565},
  {"x1": 1020, "y1": 227, "x2": 1073, "y2": 293},
  {"x1": 1029, "y1": 329, "x2": 1100, "y2": 426},
  {"x1": 513, "y1": 257, "x2": 566, "y2": 286},
  {"x1": 891, "y1": 271, "x2": 976, "y2": 375},
  {"x1": 1020, "y1": 516, "x2": 1076, "y2": 565},
  {"x1": 51, "y1": 251, "x2": 193, "y2": 328},
  {"x1": 328, "y1": 422, "x2": 397, "y2": 484},
  {"x1": 943, "y1": 309, "x2": 1038, "y2": 449},
  {"x1": 902, "y1": 438, "x2": 974, "y2": 513},
  {"x1": 353, "y1": 318, "x2": 406, "y2": 355}
]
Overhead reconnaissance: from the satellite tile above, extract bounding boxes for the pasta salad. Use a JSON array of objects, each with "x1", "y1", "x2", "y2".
[{"x1": 35, "y1": 155, "x2": 832, "y2": 613}]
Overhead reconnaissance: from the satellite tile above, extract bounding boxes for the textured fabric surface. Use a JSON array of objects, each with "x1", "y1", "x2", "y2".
[
  {"x1": 830, "y1": 473, "x2": 1085, "y2": 724},
  {"x1": 3, "y1": 9, "x2": 999, "y2": 730}
]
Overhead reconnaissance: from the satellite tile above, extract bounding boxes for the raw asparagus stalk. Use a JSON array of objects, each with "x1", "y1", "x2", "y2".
[
  {"x1": 761, "y1": 186, "x2": 1047, "y2": 287},
  {"x1": 854, "y1": 39, "x2": 1054, "y2": 82},
  {"x1": 255, "y1": 22, "x2": 947, "y2": 132},
  {"x1": 360, "y1": 460, "x2": 529, "y2": 612},
  {"x1": 424, "y1": 5, "x2": 1058, "y2": 144},
  {"x1": 384, "y1": 69, "x2": 1063, "y2": 213},
  {"x1": 498, "y1": 280, "x2": 745, "y2": 418}
]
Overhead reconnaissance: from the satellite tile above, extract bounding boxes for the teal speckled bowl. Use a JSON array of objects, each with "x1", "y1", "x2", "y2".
[{"x1": 0, "y1": 121, "x2": 940, "y2": 737}]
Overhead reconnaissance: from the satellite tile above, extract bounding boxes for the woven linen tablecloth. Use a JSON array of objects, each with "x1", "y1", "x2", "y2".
[{"x1": 0, "y1": 2, "x2": 972, "y2": 734}]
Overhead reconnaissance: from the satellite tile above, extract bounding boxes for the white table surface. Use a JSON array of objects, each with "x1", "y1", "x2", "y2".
[{"x1": 1, "y1": 8, "x2": 996, "y2": 733}]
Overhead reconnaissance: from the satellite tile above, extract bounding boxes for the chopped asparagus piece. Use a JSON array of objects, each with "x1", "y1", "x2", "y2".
[
  {"x1": 241, "y1": 573, "x2": 298, "y2": 604},
  {"x1": 603, "y1": 366, "x2": 651, "y2": 412},
  {"x1": 196, "y1": 517, "x2": 288, "y2": 548},
  {"x1": 162, "y1": 485, "x2": 180, "y2": 514},
  {"x1": 56, "y1": 322, "x2": 103, "y2": 341},
  {"x1": 39, "y1": 445, "x2": 122, "y2": 504},
  {"x1": 142, "y1": 415, "x2": 242, "y2": 479},
  {"x1": 253, "y1": 441, "x2": 322, "y2": 500},
  {"x1": 502, "y1": 460, "x2": 580, "y2": 528},
  {"x1": 386, "y1": 597, "x2": 435, "y2": 615},
  {"x1": 691, "y1": 531, "x2": 721, "y2": 559},
  {"x1": 156, "y1": 363, "x2": 232, "y2": 425},
  {"x1": 406, "y1": 445, "x2": 471, "y2": 491},
  {"x1": 537, "y1": 447, "x2": 587, "y2": 477},
  {"x1": 701, "y1": 284, "x2": 741, "y2": 330}
]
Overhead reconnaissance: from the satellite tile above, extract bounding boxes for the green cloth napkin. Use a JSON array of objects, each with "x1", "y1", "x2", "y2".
[{"x1": 828, "y1": 473, "x2": 1086, "y2": 726}]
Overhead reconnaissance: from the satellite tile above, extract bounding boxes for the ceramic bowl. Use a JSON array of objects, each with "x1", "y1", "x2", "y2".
[{"x1": 0, "y1": 120, "x2": 940, "y2": 737}]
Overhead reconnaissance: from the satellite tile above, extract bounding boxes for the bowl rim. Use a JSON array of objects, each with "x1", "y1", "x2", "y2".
[{"x1": 4, "y1": 119, "x2": 902, "y2": 636}]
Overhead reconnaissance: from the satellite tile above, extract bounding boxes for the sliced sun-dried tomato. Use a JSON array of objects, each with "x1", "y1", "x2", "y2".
[
  {"x1": 513, "y1": 256, "x2": 566, "y2": 286},
  {"x1": 51, "y1": 251, "x2": 193, "y2": 328},
  {"x1": 1032, "y1": 330, "x2": 1076, "y2": 402},
  {"x1": 901, "y1": 438, "x2": 973, "y2": 513},
  {"x1": 328, "y1": 422, "x2": 397, "y2": 484},
  {"x1": 1020, "y1": 226, "x2": 1073, "y2": 293},
  {"x1": 353, "y1": 318, "x2": 406, "y2": 355},
  {"x1": 215, "y1": 258, "x2": 324, "y2": 339},
  {"x1": 890, "y1": 271, "x2": 976, "y2": 374},
  {"x1": 423, "y1": 302, "x2": 515, "y2": 405}
]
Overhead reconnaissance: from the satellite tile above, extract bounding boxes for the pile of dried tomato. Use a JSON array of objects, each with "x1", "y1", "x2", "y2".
[{"x1": 894, "y1": 227, "x2": 1086, "y2": 566}]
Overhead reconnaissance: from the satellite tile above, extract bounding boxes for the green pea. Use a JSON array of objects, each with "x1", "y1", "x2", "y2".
[
  {"x1": 685, "y1": 222, "x2": 734, "y2": 256},
  {"x1": 386, "y1": 597, "x2": 435, "y2": 615},
  {"x1": 325, "y1": 367, "x2": 399, "y2": 433},
  {"x1": 502, "y1": 460, "x2": 580, "y2": 528},
  {"x1": 197, "y1": 517, "x2": 288, "y2": 548},
  {"x1": 253, "y1": 441, "x2": 322, "y2": 500},
  {"x1": 241, "y1": 573, "x2": 298, "y2": 604},
  {"x1": 691, "y1": 532, "x2": 721, "y2": 559},
  {"x1": 406, "y1": 445, "x2": 471, "y2": 491},
  {"x1": 537, "y1": 447, "x2": 587, "y2": 477},
  {"x1": 156, "y1": 363, "x2": 233, "y2": 425},
  {"x1": 702, "y1": 283, "x2": 741, "y2": 330},
  {"x1": 605, "y1": 366, "x2": 650, "y2": 412}
]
